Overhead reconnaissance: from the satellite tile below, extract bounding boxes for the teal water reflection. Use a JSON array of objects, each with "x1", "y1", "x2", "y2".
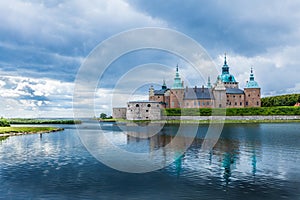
[{"x1": 0, "y1": 122, "x2": 299, "y2": 199}]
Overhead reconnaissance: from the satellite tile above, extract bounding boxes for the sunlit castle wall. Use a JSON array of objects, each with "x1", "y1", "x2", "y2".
[{"x1": 126, "y1": 101, "x2": 162, "y2": 120}]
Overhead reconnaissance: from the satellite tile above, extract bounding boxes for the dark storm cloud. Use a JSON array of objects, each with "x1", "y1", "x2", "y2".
[{"x1": 128, "y1": 0, "x2": 300, "y2": 56}]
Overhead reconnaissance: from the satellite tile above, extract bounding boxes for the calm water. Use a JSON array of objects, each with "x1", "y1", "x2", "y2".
[{"x1": 0, "y1": 122, "x2": 300, "y2": 199}]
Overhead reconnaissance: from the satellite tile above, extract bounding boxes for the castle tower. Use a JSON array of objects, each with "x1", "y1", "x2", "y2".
[
  {"x1": 213, "y1": 77, "x2": 227, "y2": 108},
  {"x1": 149, "y1": 85, "x2": 154, "y2": 100},
  {"x1": 218, "y1": 54, "x2": 239, "y2": 88},
  {"x1": 170, "y1": 65, "x2": 184, "y2": 108},
  {"x1": 244, "y1": 68, "x2": 261, "y2": 107}
]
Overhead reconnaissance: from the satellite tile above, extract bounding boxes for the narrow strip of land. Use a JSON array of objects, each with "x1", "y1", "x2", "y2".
[{"x1": 0, "y1": 127, "x2": 64, "y2": 137}]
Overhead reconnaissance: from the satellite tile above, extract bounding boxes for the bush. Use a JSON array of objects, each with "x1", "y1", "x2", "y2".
[
  {"x1": 262, "y1": 94, "x2": 300, "y2": 107},
  {"x1": 0, "y1": 117, "x2": 10, "y2": 127},
  {"x1": 164, "y1": 106, "x2": 300, "y2": 116}
]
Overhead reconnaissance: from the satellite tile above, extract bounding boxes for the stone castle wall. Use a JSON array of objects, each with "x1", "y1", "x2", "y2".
[
  {"x1": 126, "y1": 101, "x2": 161, "y2": 120},
  {"x1": 112, "y1": 107, "x2": 127, "y2": 119}
]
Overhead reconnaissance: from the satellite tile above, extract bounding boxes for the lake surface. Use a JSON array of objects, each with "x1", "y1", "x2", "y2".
[{"x1": 0, "y1": 122, "x2": 300, "y2": 199}]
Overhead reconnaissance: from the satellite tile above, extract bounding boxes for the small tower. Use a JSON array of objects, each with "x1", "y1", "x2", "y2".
[
  {"x1": 149, "y1": 85, "x2": 154, "y2": 100},
  {"x1": 213, "y1": 77, "x2": 227, "y2": 108},
  {"x1": 244, "y1": 68, "x2": 261, "y2": 107},
  {"x1": 170, "y1": 64, "x2": 184, "y2": 108}
]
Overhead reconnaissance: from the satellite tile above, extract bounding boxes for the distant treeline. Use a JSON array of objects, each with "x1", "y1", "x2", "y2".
[
  {"x1": 261, "y1": 94, "x2": 300, "y2": 107},
  {"x1": 164, "y1": 106, "x2": 300, "y2": 116},
  {"x1": 8, "y1": 119, "x2": 82, "y2": 124},
  {"x1": 0, "y1": 118, "x2": 10, "y2": 127}
]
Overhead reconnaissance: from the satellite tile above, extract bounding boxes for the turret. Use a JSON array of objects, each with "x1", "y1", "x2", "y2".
[
  {"x1": 244, "y1": 68, "x2": 261, "y2": 107},
  {"x1": 170, "y1": 65, "x2": 184, "y2": 108}
]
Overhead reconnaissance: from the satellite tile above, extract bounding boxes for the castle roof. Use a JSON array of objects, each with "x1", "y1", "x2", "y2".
[
  {"x1": 184, "y1": 87, "x2": 214, "y2": 100},
  {"x1": 245, "y1": 68, "x2": 260, "y2": 88},
  {"x1": 226, "y1": 88, "x2": 244, "y2": 94},
  {"x1": 154, "y1": 80, "x2": 169, "y2": 95},
  {"x1": 172, "y1": 64, "x2": 184, "y2": 89},
  {"x1": 154, "y1": 88, "x2": 168, "y2": 95},
  {"x1": 219, "y1": 54, "x2": 237, "y2": 83}
]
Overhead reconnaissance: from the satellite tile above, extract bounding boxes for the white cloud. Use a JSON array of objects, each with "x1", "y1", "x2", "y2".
[{"x1": 0, "y1": 75, "x2": 74, "y2": 118}]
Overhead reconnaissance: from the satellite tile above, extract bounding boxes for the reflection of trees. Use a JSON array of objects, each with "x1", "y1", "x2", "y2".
[{"x1": 0, "y1": 136, "x2": 9, "y2": 143}]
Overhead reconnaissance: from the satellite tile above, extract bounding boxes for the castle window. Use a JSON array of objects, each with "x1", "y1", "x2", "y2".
[
  {"x1": 146, "y1": 117, "x2": 149, "y2": 119},
  {"x1": 186, "y1": 102, "x2": 189, "y2": 106},
  {"x1": 257, "y1": 101, "x2": 259, "y2": 105},
  {"x1": 136, "y1": 104, "x2": 139, "y2": 107},
  {"x1": 202, "y1": 102, "x2": 205, "y2": 106},
  {"x1": 246, "y1": 102, "x2": 248, "y2": 106},
  {"x1": 147, "y1": 104, "x2": 151, "y2": 107},
  {"x1": 233, "y1": 95, "x2": 235, "y2": 98},
  {"x1": 258, "y1": 94, "x2": 260, "y2": 97},
  {"x1": 207, "y1": 102, "x2": 209, "y2": 105},
  {"x1": 239, "y1": 95, "x2": 241, "y2": 98},
  {"x1": 235, "y1": 102, "x2": 237, "y2": 106},
  {"x1": 248, "y1": 94, "x2": 250, "y2": 97},
  {"x1": 240, "y1": 102, "x2": 242, "y2": 106},
  {"x1": 219, "y1": 104, "x2": 222, "y2": 108},
  {"x1": 157, "y1": 105, "x2": 159, "y2": 107},
  {"x1": 229, "y1": 102, "x2": 231, "y2": 105},
  {"x1": 128, "y1": 105, "x2": 130, "y2": 107},
  {"x1": 146, "y1": 110, "x2": 149, "y2": 112},
  {"x1": 158, "y1": 96, "x2": 160, "y2": 98}
]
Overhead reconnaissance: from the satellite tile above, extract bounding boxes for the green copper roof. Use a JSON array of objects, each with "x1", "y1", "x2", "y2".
[
  {"x1": 219, "y1": 54, "x2": 237, "y2": 83},
  {"x1": 245, "y1": 68, "x2": 260, "y2": 88},
  {"x1": 172, "y1": 64, "x2": 184, "y2": 89}
]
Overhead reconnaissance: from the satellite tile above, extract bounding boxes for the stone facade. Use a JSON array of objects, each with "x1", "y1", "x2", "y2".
[
  {"x1": 126, "y1": 101, "x2": 162, "y2": 120},
  {"x1": 112, "y1": 107, "x2": 127, "y2": 119},
  {"x1": 244, "y1": 88, "x2": 261, "y2": 107}
]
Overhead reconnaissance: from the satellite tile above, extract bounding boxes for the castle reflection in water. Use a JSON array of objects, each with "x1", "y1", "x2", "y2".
[{"x1": 124, "y1": 123, "x2": 261, "y2": 184}]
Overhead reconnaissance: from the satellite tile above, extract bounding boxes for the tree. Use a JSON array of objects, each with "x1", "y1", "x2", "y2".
[
  {"x1": 0, "y1": 117, "x2": 10, "y2": 127},
  {"x1": 100, "y1": 113, "x2": 107, "y2": 119}
]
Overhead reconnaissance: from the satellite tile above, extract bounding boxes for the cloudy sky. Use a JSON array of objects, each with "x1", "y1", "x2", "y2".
[{"x1": 0, "y1": 0, "x2": 300, "y2": 118}]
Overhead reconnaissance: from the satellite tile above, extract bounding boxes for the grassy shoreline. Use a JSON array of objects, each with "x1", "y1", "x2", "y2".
[
  {"x1": 0, "y1": 127, "x2": 64, "y2": 137},
  {"x1": 100, "y1": 118, "x2": 300, "y2": 124},
  {"x1": 8, "y1": 118, "x2": 81, "y2": 124}
]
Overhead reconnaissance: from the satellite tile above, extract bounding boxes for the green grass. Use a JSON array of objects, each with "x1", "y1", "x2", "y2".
[
  {"x1": 163, "y1": 119, "x2": 300, "y2": 124},
  {"x1": 163, "y1": 106, "x2": 300, "y2": 116},
  {"x1": 8, "y1": 118, "x2": 82, "y2": 124},
  {"x1": 0, "y1": 127, "x2": 64, "y2": 134}
]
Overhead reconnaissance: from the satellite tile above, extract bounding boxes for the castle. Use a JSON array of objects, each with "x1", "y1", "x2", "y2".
[{"x1": 113, "y1": 55, "x2": 261, "y2": 120}]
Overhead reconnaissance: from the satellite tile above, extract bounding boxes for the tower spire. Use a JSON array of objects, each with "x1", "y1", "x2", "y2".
[
  {"x1": 162, "y1": 79, "x2": 167, "y2": 90},
  {"x1": 245, "y1": 67, "x2": 259, "y2": 88},
  {"x1": 222, "y1": 53, "x2": 229, "y2": 74},
  {"x1": 249, "y1": 67, "x2": 254, "y2": 81},
  {"x1": 207, "y1": 76, "x2": 212, "y2": 88},
  {"x1": 172, "y1": 64, "x2": 183, "y2": 89}
]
